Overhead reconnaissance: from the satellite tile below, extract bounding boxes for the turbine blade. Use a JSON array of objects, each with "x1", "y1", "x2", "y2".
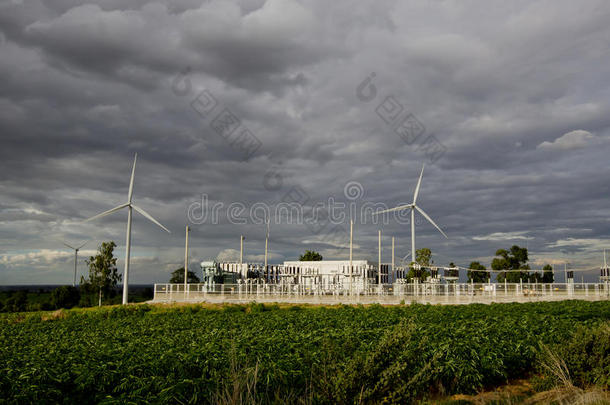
[
  {"x1": 372, "y1": 204, "x2": 413, "y2": 215},
  {"x1": 128, "y1": 153, "x2": 137, "y2": 203},
  {"x1": 414, "y1": 205, "x2": 448, "y2": 238},
  {"x1": 63, "y1": 242, "x2": 76, "y2": 250},
  {"x1": 83, "y1": 203, "x2": 129, "y2": 223},
  {"x1": 413, "y1": 164, "x2": 425, "y2": 204},
  {"x1": 131, "y1": 204, "x2": 171, "y2": 233},
  {"x1": 76, "y1": 240, "x2": 89, "y2": 250}
]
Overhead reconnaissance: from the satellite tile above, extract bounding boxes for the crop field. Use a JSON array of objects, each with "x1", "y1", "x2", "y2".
[{"x1": 1, "y1": 301, "x2": 609, "y2": 404}]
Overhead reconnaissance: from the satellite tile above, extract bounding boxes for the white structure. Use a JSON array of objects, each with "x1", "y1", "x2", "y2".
[
  {"x1": 184, "y1": 225, "x2": 190, "y2": 289},
  {"x1": 62, "y1": 240, "x2": 88, "y2": 286},
  {"x1": 374, "y1": 164, "x2": 447, "y2": 262},
  {"x1": 153, "y1": 259, "x2": 610, "y2": 303},
  {"x1": 283, "y1": 260, "x2": 377, "y2": 291},
  {"x1": 84, "y1": 153, "x2": 171, "y2": 304},
  {"x1": 601, "y1": 250, "x2": 609, "y2": 282}
]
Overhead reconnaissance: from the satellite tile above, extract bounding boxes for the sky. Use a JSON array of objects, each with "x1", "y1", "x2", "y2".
[{"x1": 1, "y1": 0, "x2": 610, "y2": 284}]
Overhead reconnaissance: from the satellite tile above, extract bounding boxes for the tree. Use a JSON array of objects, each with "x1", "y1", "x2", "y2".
[
  {"x1": 446, "y1": 262, "x2": 459, "y2": 279},
  {"x1": 169, "y1": 267, "x2": 201, "y2": 284},
  {"x1": 51, "y1": 286, "x2": 80, "y2": 309},
  {"x1": 407, "y1": 248, "x2": 432, "y2": 282},
  {"x1": 300, "y1": 250, "x2": 323, "y2": 261},
  {"x1": 542, "y1": 264, "x2": 554, "y2": 283},
  {"x1": 467, "y1": 261, "x2": 488, "y2": 283},
  {"x1": 493, "y1": 245, "x2": 530, "y2": 283},
  {"x1": 4, "y1": 291, "x2": 27, "y2": 312},
  {"x1": 416, "y1": 248, "x2": 432, "y2": 267},
  {"x1": 81, "y1": 241, "x2": 121, "y2": 306}
]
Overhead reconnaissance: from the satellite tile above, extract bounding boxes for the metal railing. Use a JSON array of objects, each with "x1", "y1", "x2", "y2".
[{"x1": 153, "y1": 281, "x2": 610, "y2": 303}]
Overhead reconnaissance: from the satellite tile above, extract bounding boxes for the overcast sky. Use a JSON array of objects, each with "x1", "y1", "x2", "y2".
[{"x1": 1, "y1": 0, "x2": 609, "y2": 284}]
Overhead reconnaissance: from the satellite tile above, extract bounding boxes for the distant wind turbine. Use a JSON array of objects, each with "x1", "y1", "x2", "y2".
[
  {"x1": 374, "y1": 164, "x2": 447, "y2": 264},
  {"x1": 400, "y1": 252, "x2": 412, "y2": 265},
  {"x1": 63, "y1": 240, "x2": 88, "y2": 286},
  {"x1": 84, "y1": 153, "x2": 170, "y2": 304}
]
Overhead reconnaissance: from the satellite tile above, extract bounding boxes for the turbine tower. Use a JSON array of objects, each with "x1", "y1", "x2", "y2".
[
  {"x1": 84, "y1": 153, "x2": 170, "y2": 304},
  {"x1": 63, "y1": 240, "x2": 88, "y2": 286},
  {"x1": 374, "y1": 164, "x2": 447, "y2": 264}
]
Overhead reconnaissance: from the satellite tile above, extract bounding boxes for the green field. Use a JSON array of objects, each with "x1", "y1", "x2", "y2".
[{"x1": 1, "y1": 301, "x2": 608, "y2": 404}]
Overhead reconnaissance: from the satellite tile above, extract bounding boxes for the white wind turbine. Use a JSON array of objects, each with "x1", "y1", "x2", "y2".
[
  {"x1": 399, "y1": 252, "x2": 412, "y2": 265},
  {"x1": 374, "y1": 164, "x2": 447, "y2": 264},
  {"x1": 63, "y1": 240, "x2": 88, "y2": 287},
  {"x1": 84, "y1": 153, "x2": 170, "y2": 304}
]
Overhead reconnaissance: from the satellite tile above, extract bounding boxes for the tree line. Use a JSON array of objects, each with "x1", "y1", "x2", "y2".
[
  {"x1": 405, "y1": 244, "x2": 554, "y2": 283},
  {"x1": 0, "y1": 241, "x2": 152, "y2": 313},
  {"x1": 299, "y1": 245, "x2": 555, "y2": 283}
]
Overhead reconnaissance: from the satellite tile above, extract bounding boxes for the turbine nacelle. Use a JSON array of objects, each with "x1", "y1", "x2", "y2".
[{"x1": 63, "y1": 240, "x2": 88, "y2": 252}]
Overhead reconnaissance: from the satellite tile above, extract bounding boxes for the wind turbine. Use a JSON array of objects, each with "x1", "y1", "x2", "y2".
[
  {"x1": 373, "y1": 164, "x2": 447, "y2": 264},
  {"x1": 84, "y1": 153, "x2": 170, "y2": 304},
  {"x1": 400, "y1": 252, "x2": 412, "y2": 265},
  {"x1": 63, "y1": 240, "x2": 88, "y2": 286}
]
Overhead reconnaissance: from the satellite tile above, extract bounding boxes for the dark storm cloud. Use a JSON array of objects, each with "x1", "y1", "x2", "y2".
[{"x1": 1, "y1": 0, "x2": 610, "y2": 284}]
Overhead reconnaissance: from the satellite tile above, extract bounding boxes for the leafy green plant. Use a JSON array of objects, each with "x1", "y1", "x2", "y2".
[{"x1": 0, "y1": 300, "x2": 608, "y2": 403}]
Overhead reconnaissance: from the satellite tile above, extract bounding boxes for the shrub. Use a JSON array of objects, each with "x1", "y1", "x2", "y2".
[
  {"x1": 51, "y1": 286, "x2": 81, "y2": 309},
  {"x1": 248, "y1": 302, "x2": 266, "y2": 313},
  {"x1": 4, "y1": 291, "x2": 27, "y2": 312},
  {"x1": 558, "y1": 323, "x2": 610, "y2": 388}
]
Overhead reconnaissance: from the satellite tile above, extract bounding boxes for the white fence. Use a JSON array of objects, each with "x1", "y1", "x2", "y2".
[{"x1": 153, "y1": 281, "x2": 610, "y2": 304}]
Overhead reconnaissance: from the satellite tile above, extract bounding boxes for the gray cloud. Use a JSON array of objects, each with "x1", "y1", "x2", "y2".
[{"x1": 1, "y1": 0, "x2": 610, "y2": 284}]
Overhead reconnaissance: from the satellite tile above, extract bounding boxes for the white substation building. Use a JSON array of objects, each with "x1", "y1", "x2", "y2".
[
  {"x1": 203, "y1": 260, "x2": 381, "y2": 290},
  {"x1": 149, "y1": 258, "x2": 610, "y2": 301},
  {"x1": 199, "y1": 259, "x2": 438, "y2": 291}
]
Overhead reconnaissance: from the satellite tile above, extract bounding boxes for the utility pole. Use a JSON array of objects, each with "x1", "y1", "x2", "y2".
[
  {"x1": 240, "y1": 235, "x2": 245, "y2": 278},
  {"x1": 378, "y1": 230, "x2": 382, "y2": 293},
  {"x1": 349, "y1": 219, "x2": 353, "y2": 295},
  {"x1": 240, "y1": 235, "x2": 244, "y2": 265},
  {"x1": 391, "y1": 236, "x2": 395, "y2": 283},
  {"x1": 264, "y1": 222, "x2": 269, "y2": 270},
  {"x1": 184, "y1": 225, "x2": 190, "y2": 294}
]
